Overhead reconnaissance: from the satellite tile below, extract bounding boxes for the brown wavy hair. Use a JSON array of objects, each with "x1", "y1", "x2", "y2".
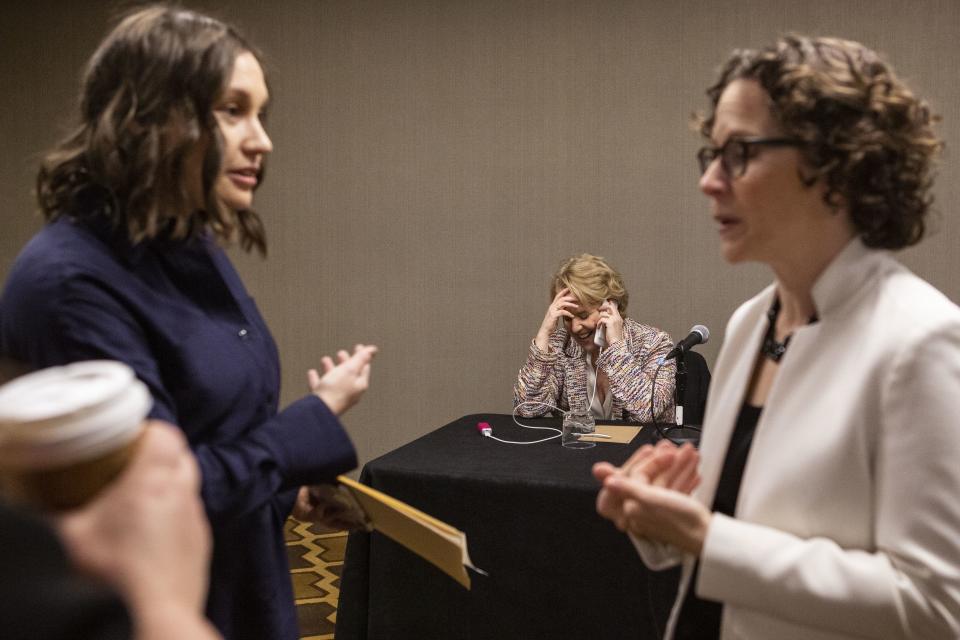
[
  {"x1": 699, "y1": 34, "x2": 942, "y2": 250},
  {"x1": 37, "y1": 5, "x2": 267, "y2": 254},
  {"x1": 550, "y1": 254, "x2": 630, "y2": 317}
]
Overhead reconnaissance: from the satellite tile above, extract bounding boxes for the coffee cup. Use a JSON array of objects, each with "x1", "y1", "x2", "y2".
[{"x1": 0, "y1": 361, "x2": 151, "y2": 510}]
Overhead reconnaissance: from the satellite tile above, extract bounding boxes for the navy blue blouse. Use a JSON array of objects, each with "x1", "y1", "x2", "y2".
[{"x1": 0, "y1": 217, "x2": 357, "y2": 640}]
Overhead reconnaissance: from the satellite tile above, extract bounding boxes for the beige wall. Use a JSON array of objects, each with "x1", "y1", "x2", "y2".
[{"x1": 3, "y1": 1, "x2": 960, "y2": 468}]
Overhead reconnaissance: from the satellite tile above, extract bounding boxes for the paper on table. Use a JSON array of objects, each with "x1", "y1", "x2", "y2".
[
  {"x1": 579, "y1": 425, "x2": 642, "y2": 443},
  {"x1": 336, "y1": 475, "x2": 484, "y2": 589}
]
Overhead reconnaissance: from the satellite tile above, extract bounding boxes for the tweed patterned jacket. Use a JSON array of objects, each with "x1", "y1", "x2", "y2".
[{"x1": 513, "y1": 317, "x2": 676, "y2": 422}]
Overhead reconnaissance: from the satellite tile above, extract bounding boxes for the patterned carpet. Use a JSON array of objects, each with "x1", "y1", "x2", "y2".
[{"x1": 285, "y1": 519, "x2": 349, "y2": 640}]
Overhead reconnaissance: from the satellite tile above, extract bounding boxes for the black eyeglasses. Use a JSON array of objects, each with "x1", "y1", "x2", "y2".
[{"x1": 697, "y1": 137, "x2": 804, "y2": 178}]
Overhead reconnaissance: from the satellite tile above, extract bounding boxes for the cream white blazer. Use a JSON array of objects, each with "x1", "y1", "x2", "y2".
[{"x1": 636, "y1": 240, "x2": 960, "y2": 639}]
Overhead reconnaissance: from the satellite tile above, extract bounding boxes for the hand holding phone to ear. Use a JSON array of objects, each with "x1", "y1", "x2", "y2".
[{"x1": 596, "y1": 300, "x2": 624, "y2": 347}]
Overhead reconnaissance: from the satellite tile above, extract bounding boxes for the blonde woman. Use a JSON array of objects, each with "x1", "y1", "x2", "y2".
[{"x1": 514, "y1": 254, "x2": 675, "y2": 422}]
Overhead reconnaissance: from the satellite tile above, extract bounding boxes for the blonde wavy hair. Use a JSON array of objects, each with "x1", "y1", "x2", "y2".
[{"x1": 549, "y1": 254, "x2": 629, "y2": 317}]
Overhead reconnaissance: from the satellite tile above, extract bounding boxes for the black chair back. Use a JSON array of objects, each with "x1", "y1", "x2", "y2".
[{"x1": 679, "y1": 350, "x2": 710, "y2": 426}]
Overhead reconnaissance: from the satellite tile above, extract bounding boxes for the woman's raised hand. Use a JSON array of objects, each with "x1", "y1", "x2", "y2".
[
  {"x1": 598, "y1": 299, "x2": 624, "y2": 346},
  {"x1": 600, "y1": 470, "x2": 712, "y2": 555},
  {"x1": 535, "y1": 287, "x2": 578, "y2": 351},
  {"x1": 594, "y1": 440, "x2": 705, "y2": 552},
  {"x1": 308, "y1": 344, "x2": 378, "y2": 416}
]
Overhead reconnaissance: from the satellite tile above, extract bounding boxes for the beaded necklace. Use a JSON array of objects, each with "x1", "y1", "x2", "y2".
[{"x1": 761, "y1": 297, "x2": 817, "y2": 363}]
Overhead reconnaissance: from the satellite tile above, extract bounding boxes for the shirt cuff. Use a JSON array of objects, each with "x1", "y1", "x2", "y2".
[
  {"x1": 529, "y1": 338, "x2": 560, "y2": 362},
  {"x1": 268, "y1": 395, "x2": 357, "y2": 486},
  {"x1": 628, "y1": 531, "x2": 685, "y2": 570}
]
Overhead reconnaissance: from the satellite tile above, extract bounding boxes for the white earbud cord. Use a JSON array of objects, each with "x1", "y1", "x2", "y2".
[
  {"x1": 501, "y1": 401, "x2": 563, "y2": 443},
  {"x1": 497, "y1": 345, "x2": 603, "y2": 445}
]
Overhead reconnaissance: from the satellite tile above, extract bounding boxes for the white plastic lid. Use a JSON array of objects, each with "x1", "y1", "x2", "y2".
[{"x1": 0, "y1": 361, "x2": 151, "y2": 469}]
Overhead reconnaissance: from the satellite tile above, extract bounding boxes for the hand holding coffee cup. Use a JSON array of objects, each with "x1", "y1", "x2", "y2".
[{"x1": 0, "y1": 361, "x2": 151, "y2": 510}]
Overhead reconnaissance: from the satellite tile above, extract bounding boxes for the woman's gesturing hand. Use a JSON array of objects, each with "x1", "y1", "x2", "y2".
[
  {"x1": 602, "y1": 474, "x2": 712, "y2": 555},
  {"x1": 535, "y1": 287, "x2": 578, "y2": 351},
  {"x1": 308, "y1": 344, "x2": 378, "y2": 416},
  {"x1": 594, "y1": 440, "x2": 709, "y2": 555}
]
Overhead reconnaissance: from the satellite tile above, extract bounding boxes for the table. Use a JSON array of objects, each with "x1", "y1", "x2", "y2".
[{"x1": 336, "y1": 413, "x2": 680, "y2": 640}]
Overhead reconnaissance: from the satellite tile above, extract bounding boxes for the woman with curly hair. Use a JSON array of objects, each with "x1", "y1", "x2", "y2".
[
  {"x1": 514, "y1": 253, "x2": 675, "y2": 422},
  {"x1": 0, "y1": 6, "x2": 376, "y2": 639},
  {"x1": 595, "y1": 35, "x2": 960, "y2": 639}
]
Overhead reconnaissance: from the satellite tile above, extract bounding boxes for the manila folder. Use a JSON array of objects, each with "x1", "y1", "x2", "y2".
[{"x1": 337, "y1": 475, "x2": 482, "y2": 589}]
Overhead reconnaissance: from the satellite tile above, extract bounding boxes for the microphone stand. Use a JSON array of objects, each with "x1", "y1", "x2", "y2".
[{"x1": 666, "y1": 349, "x2": 701, "y2": 446}]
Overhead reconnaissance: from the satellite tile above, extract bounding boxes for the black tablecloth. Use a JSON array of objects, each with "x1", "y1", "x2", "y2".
[{"x1": 336, "y1": 413, "x2": 680, "y2": 640}]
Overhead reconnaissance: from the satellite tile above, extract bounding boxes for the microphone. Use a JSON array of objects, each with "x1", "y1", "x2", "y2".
[{"x1": 664, "y1": 325, "x2": 709, "y2": 361}]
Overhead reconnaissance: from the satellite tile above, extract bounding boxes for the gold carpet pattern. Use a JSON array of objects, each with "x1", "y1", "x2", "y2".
[{"x1": 285, "y1": 519, "x2": 349, "y2": 640}]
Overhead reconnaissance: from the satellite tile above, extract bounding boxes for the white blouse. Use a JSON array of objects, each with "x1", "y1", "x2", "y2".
[{"x1": 584, "y1": 351, "x2": 613, "y2": 419}]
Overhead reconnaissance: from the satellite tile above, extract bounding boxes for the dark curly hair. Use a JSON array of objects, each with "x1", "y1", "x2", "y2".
[
  {"x1": 36, "y1": 5, "x2": 268, "y2": 254},
  {"x1": 699, "y1": 34, "x2": 942, "y2": 250}
]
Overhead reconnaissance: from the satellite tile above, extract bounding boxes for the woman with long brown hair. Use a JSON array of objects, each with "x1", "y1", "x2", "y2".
[{"x1": 0, "y1": 6, "x2": 375, "y2": 639}]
